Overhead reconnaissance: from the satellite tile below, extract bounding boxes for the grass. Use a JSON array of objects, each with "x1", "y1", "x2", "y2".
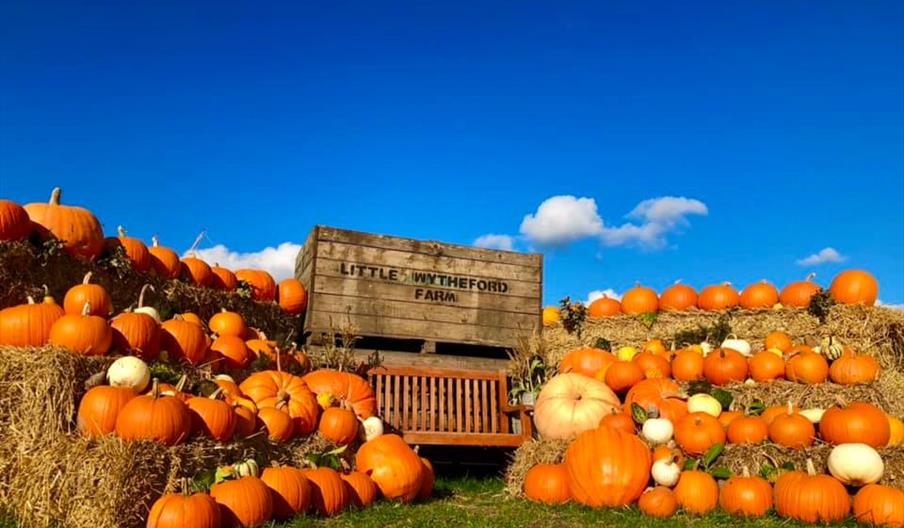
[{"x1": 0, "y1": 477, "x2": 860, "y2": 528}]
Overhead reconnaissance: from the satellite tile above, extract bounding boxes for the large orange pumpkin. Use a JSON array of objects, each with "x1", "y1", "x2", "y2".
[
  {"x1": 24, "y1": 187, "x2": 104, "y2": 259},
  {"x1": 63, "y1": 272, "x2": 112, "y2": 316},
  {"x1": 342, "y1": 471, "x2": 379, "y2": 508},
  {"x1": 621, "y1": 285, "x2": 658, "y2": 315},
  {"x1": 748, "y1": 350, "x2": 785, "y2": 382},
  {"x1": 603, "y1": 360, "x2": 645, "y2": 393},
  {"x1": 160, "y1": 318, "x2": 210, "y2": 366},
  {"x1": 302, "y1": 370, "x2": 377, "y2": 419},
  {"x1": 533, "y1": 373, "x2": 620, "y2": 440},
  {"x1": 623, "y1": 378, "x2": 687, "y2": 424},
  {"x1": 764, "y1": 331, "x2": 792, "y2": 353},
  {"x1": 829, "y1": 349, "x2": 880, "y2": 385},
  {"x1": 77, "y1": 385, "x2": 135, "y2": 438},
  {"x1": 48, "y1": 302, "x2": 113, "y2": 356},
  {"x1": 301, "y1": 467, "x2": 350, "y2": 516},
  {"x1": 149, "y1": 236, "x2": 181, "y2": 279},
  {"x1": 110, "y1": 286, "x2": 160, "y2": 359},
  {"x1": 780, "y1": 273, "x2": 821, "y2": 307},
  {"x1": 719, "y1": 468, "x2": 772, "y2": 518},
  {"x1": 830, "y1": 269, "x2": 879, "y2": 306},
  {"x1": 240, "y1": 371, "x2": 320, "y2": 435},
  {"x1": 114, "y1": 380, "x2": 191, "y2": 446},
  {"x1": 697, "y1": 283, "x2": 739, "y2": 311},
  {"x1": 785, "y1": 351, "x2": 828, "y2": 384},
  {"x1": 820, "y1": 401, "x2": 890, "y2": 447},
  {"x1": 0, "y1": 199, "x2": 32, "y2": 241},
  {"x1": 210, "y1": 335, "x2": 252, "y2": 370},
  {"x1": 186, "y1": 392, "x2": 236, "y2": 442},
  {"x1": 768, "y1": 403, "x2": 815, "y2": 449},
  {"x1": 726, "y1": 416, "x2": 768, "y2": 445},
  {"x1": 257, "y1": 407, "x2": 295, "y2": 442},
  {"x1": 356, "y1": 434, "x2": 424, "y2": 503},
  {"x1": 147, "y1": 489, "x2": 221, "y2": 528},
  {"x1": 278, "y1": 278, "x2": 308, "y2": 314},
  {"x1": 674, "y1": 470, "x2": 719, "y2": 515},
  {"x1": 211, "y1": 265, "x2": 238, "y2": 291},
  {"x1": 632, "y1": 351, "x2": 671, "y2": 379},
  {"x1": 318, "y1": 407, "x2": 359, "y2": 445},
  {"x1": 105, "y1": 226, "x2": 151, "y2": 273},
  {"x1": 235, "y1": 269, "x2": 277, "y2": 302},
  {"x1": 0, "y1": 292, "x2": 64, "y2": 346},
  {"x1": 209, "y1": 309, "x2": 247, "y2": 338},
  {"x1": 853, "y1": 484, "x2": 904, "y2": 528},
  {"x1": 702, "y1": 348, "x2": 748, "y2": 385},
  {"x1": 671, "y1": 350, "x2": 705, "y2": 382},
  {"x1": 674, "y1": 412, "x2": 725, "y2": 455},
  {"x1": 564, "y1": 425, "x2": 651, "y2": 507},
  {"x1": 739, "y1": 281, "x2": 779, "y2": 310},
  {"x1": 587, "y1": 295, "x2": 622, "y2": 318},
  {"x1": 181, "y1": 257, "x2": 213, "y2": 287},
  {"x1": 261, "y1": 466, "x2": 311, "y2": 520},
  {"x1": 558, "y1": 347, "x2": 616, "y2": 378},
  {"x1": 659, "y1": 281, "x2": 697, "y2": 311},
  {"x1": 774, "y1": 459, "x2": 850, "y2": 524},
  {"x1": 210, "y1": 476, "x2": 274, "y2": 528},
  {"x1": 523, "y1": 463, "x2": 570, "y2": 504}
]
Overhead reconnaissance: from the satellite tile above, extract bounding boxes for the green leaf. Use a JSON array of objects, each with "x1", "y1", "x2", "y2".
[
  {"x1": 702, "y1": 443, "x2": 724, "y2": 468},
  {"x1": 759, "y1": 463, "x2": 776, "y2": 479},
  {"x1": 683, "y1": 459, "x2": 697, "y2": 471},
  {"x1": 747, "y1": 400, "x2": 766, "y2": 416},
  {"x1": 709, "y1": 466, "x2": 732, "y2": 480},
  {"x1": 636, "y1": 312, "x2": 658, "y2": 329},
  {"x1": 630, "y1": 403, "x2": 648, "y2": 425},
  {"x1": 711, "y1": 388, "x2": 734, "y2": 410},
  {"x1": 780, "y1": 462, "x2": 795, "y2": 471},
  {"x1": 191, "y1": 469, "x2": 216, "y2": 493},
  {"x1": 594, "y1": 337, "x2": 612, "y2": 351}
]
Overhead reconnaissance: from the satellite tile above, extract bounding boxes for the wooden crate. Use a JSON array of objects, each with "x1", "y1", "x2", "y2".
[{"x1": 295, "y1": 226, "x2": 542, "y2": 369}]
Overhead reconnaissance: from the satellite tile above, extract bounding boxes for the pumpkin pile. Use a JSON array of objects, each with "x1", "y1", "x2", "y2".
[
  {"x1": 0, "y1": 190, "x2": 307, "y2": 314},
  {"x1": 520, "y1": 331, "x2": 903, "y2": 525},
  {"x1": 543, "y1": 271, "x2": 881, "y2": 324}
]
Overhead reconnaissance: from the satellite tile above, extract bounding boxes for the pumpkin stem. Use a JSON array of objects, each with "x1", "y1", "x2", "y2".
[
  {"x1": 786, "y1": 401, "x2": 794, "y2": 416},
  {"x1": 137, "y1": 284, "x2": 154, "y2": 309},
  {"x1": 209, "y1": 387, "x2": 224, "y2": 400},
  {"x1": 150, "y1": 378, "x2": 160, "y2": 399},
  {"x1": 276, "y1": 344, "x2": 282, "y2": 372},
  {"x1": 81, "y1": 271, "x2": 93, "y2": 285},
  {"x1": 805, "y1": 458, "x2": 817, "y2": 476},
  {"x1": 117, "y1": 225, "x2": 126, "y2": 238},
  {"x1": 741, "y1": 466, "x2": 751, "y2": 478},
  {"x1": 175, "y1": 374, "x2": 188, "y2": 393},
  {"x1": 805, "y1": 272, "x2": 816, "y2": 282},
  {"x1": 81, "y1": 302, "x2": 91, "y2": 316},
  {"x1": 49, "y1": 187, "x2": 61, "y2": 205},
  {"x1": 26, "y1": 295, "x2": 36, "y2": 305},
  {"x1": 151, "y1": 235, "x2": 160, "y2": 247}
]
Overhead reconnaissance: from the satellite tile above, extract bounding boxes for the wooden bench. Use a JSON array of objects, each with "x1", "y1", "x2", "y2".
[{"x1": 367, "y1": 365, "x2": 533, "y2": 447}]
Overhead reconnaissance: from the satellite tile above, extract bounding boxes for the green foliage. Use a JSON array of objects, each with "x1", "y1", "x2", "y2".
[
  {"x1": 636, "y1": 312, "x2": 658, "y2": 329},
  {"x1": 558, "y1": 297, "x2": 587, "y2": 337},
  {"x1": 148, "y1": 362, "x2": 182, "y2": 385},
  {"x1": 594, "y1": 337, "x2": 612, "y2": 351},
  {"x1": 808, "y1": 290, "x2": 835, "y2": 324},
  {"x1": 305, "y1": 445, "x2": 349, "y2": 471}
]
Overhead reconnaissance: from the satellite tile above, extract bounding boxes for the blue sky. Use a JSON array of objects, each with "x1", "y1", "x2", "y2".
[{"x1": 2, "y1": 1, "x2": 903, "y2": 304}]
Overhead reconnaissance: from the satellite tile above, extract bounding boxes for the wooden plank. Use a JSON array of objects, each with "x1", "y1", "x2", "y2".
[
  {"x1": 312, "y1": 276, "x2": 538, "y2": 313},
  {"x1": 316, "y1": 225, "x2": 541, "y2": 268},
  {"x1": 311, "y1": 292, "x2": 538, "y2": 330},
  {"x1": 480, "y1": 379, "x2": 488, "y2": 433},
  {"x1": 428, "y1": 376, "x2": 435, "y2": 432},
  {"x1": 307, "y1": 311, "x2": 526, "y2": 347},
  {"x1": 363, "y1": 352, "x2": 509, "y2": 372},
  {"x1": 455, "y1": 378, "x2": 462, "y2": 433},
  {"x1": 464, "y1": 379, "x2": 472, "y2": 433},
  {"x1": 411, "y1": 376, "x2": 419, "y2": 431},
  {"x1": 401, "y1": 431, "x2": 526, "y2": 447},
  {"x1": 421, "y1": 375, "x2": 428, "y2": 432},
  {"x1": 375, "y1": 373, "x2": 383, "y2": 420},
  {"x1": 490, "y1": 381, "x2": 498, "y2": 433},
  {"x1": 446, "y1": 378, "x2": 454, "y2": 432},
  {"x1": 392, "y1": 375, "x2": 400, "y2": 430},
  {"x1": 438, "y1": 376, "x2": 446, "y2": 432},
  {"x1": 316, "y1": 241, "x2": 541, "y2": 283},
  {"x1": 472, "y1": 379, "x2": 481, "y2": 433},
  {"x1": 402, "y1": 376, "x2": 409, "y2": 431},
  {"x1": 369, "y1": 364, "x2": 501, "y2": 380}
]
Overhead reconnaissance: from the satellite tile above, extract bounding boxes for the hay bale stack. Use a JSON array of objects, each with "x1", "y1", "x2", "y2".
[{"x1": 0, "y1": 241, "x2": 300, "y2": 342}]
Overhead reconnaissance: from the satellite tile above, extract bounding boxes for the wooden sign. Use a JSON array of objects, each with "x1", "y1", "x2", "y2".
[{"x1": 295, "y1": 226, "x2": 543, "y2": 350}]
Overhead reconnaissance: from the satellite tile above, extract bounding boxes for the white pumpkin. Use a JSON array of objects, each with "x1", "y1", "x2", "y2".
[
  {"x1": 687, "y1": 394, "x2": 722, "y2": 417},
  {"x1": 651, "y1": 459, "x2": 681, "y2": 487},
  {"x1": 642, "y1": 418, "x2": 674, "y2": 445},
  {"x1": 721, "y1": 335, "x2": 751, "y2": 357},
  {"x1": 360, "y1": 416, "x2": 384, "y2": 442},
  {"x1": 799, "y1": 408, "x2": 825, "y2": 424},
  {"x1": 106, "y1": 356, "x2": 150, "y2": 392},
  {"x1": 616, "y1": 346, "x2": 638, "y2": 362},
  {"x1": 700, "y1": 342, "x2": 714, "y2": 357},
  {"x1": 827, "y1": 443, "x2": 884, "y2": 486},
  {"x1": 533, "y1": 373, "x2": 620, "y2": 440},
  {"x1": 132, "y1": 284, "x2": 161, "y2": 323}
]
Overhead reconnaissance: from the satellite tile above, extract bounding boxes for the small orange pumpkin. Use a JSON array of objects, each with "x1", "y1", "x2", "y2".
[
  {"x1": 659, "y1": 281, "x2": 697, "y2": 311},
  {"x1": 104, "y1": 225, "x2": 151, "y2": 272},
  {"x1": 149, "y1": 236, "x2": 182, "y2": 279},
  {"x1": 114, "y1": 380, "x2": 192, "y2": 446},
  {"x1": 748, "y1": 350, "x2": 785, "y2": 382},
  {"x1": 674, "y1": 470, "x2": 719, "y2": 515},
  {"x1": 48, "y1": 302, "x2": 113, "y2": 356},
  {"x1": 702, "y1": 348, "x2": 748, "y2": 385},
  {"x1": 785, "y1": 351, "x2": 828, "y2": 384},
  {"x1": 719, "y1": 467, "x2": 773, "y2": 517},
  {"x1": 820, "y1": 401, "x2": 890, "y2": 447},
  {"x1": 853, "y1": 484, "x2": 904, "y2": 528},
  {"x1": 780, "y1": 273, "x2": 821, "y2": 308},
  {"x1": 277, "y1": 278, "x2": 308, "y2": 314},
  {"x1": 235, "y1": 269, "x2": 277, "y2": 302},
  {"x1": 829, "y1": 349, "x2": 880, "y2": 385},
  {"x1": 774, "y1": 459, "x2": 850, "y2": 524},
  {"x1": 604, "y1": 360, "x2": 645, "y2": 393},
  {"x1": 261, "y1": 465, "x2": 311, "y2": 520},
  {"x1": 186, "y1": 390, "x2": 236, "y2": 442},
  {"x1": 621, "y1": 284, "x2": 659, "y2": 315},
  {"x1": 739, "y1": 280, "x2": 779, "y2": 310},
  {"x1": 181, "y1": 257, "x2": 213, "y2": 287},
  {"x1": 318, "y1": 407, "x2": 359, "y2": 445},
  {"x1": 697, "y1": 283, "x2": 739, "y2": 311},
  {"x1": 726, "y1": 416, "x2": 768, "y2": 445},
  {"x1": 558, "y1": 347, "x2": 616, "y2": 378},
  {"x1": 764, "y1": 331, "x2": 792, "y2": 353},
  {"x1": 160, "y1": 317, "x2": 210, "y2": 366},
  {"x1": 639, "y1": 486, "x2": 678, "y2": 518},
  {"x1": 209, "y1": 476, "x2": 274, "y2": 527},
  {"x1": 210, "y1": 335, "x2": 252, "y2": 370},
  {"x1": 0, "y1": 291, "x2": 64, "y2": 346},
  {"x1": 63, "y1": 272, "x2": 112, "y2": 316},
  {"x1": 830, "y1": 269, "x2": 879, "y2": 306},
  {"x1": 0, "y1": 199, "x2": 32, "y2": 241},
  {"x1": 523, "y1": 463, "x2": 571, "y2": 504},
  {"x1": 210, "y1": 264, "x2": 238, "y2": 291},
  {"x1": 674, "y1": 412, "x2": 725, "y2": 456},
  {"x1": 671, "y1": 350, "x2": 704, "y2": 382},
  {"x1": 342, "y1": 471, "x2": 379, "y2": 508},
  {"x1": 768, "y1": 403, "x2": 815, "y2": 449},
  {"x1": 77, "y1": 385, "x2": 136, "y2": 438},
  {"x1": 209, "y1": 309, "x2": 247, "y2": 337}
]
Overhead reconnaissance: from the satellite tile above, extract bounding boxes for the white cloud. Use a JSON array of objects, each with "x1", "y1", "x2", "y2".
[
  {"x1": 519, "y1": 195, "x2": 604, "y2": 246},
  {"x1": 796, "y1": 247, "x2": 846, "y2": 266},
  {"x1": 186, "y1": 242, "x2": 302, "y2": 281},
  {"x1": 586, "y1": 288, "x2": 621, "y2": 305},
  {"x1": 473, "y1": 234, "x2": 516, "y2": 251},
  {"x1": 600, "y1": 196, "x2": 708, "y2": 249},
  {"x1": 877, "y1": 300, "x2": 904, "y2": 311}
]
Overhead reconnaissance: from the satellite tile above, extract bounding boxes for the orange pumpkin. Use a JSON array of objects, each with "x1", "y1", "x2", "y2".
[
  {"x1": 186, "y1": 391, "x2": 236, "y2": 442},
  {"x1": 774, "y1": 459, "x2": 850, "y2": 524},
  {"x1": 24, "y1": 187, "x2": 103, "y2": 259},
  {"x1": 233, "y1": 405, "x2": 257, "y2": 438},
  {"x1": 209, "y1": 309, "x2": 247, "y2": 338},
  {"x1": 718, "y1": 411, "x2": 742, "y2": 429},
  {"x1": 638, "y1": 486, "x2": 678, "y2": 518},
  {"x1": 558, "y1": 347, "x2": 616, "y2": 378},
  {"x1": 0, "y1": 199, "x2": 32, "y2": 241},
  {"x1": 739, "y1": 281, "x2": 779, "y2": 310},
  {"x1": 356, "y1": 434, "x2": 424, "y2": 503},
  {"x1": 604, "y1": 360, "x2": 645, "y2": 393},
  {"x1": 675, "y1": 412, "x2": 725, "y2": 455},
  {"x1": 63, "y1": 272, "x2": 112, "y2": 316},
  {"x1": 621, "y1": 284, "x2": 659, "y2": 315},
  {"x1": 820, "y1": 401, "x2": 890, "y2": 447},
  {"x1": 149, "y1": 236, "x2": 181, "y2": 279},
  {"x1": 697, "y1": 283, "x2": 739, "y2": 311},
  {"x1": 623, "y1": 379, "x2": 687, "y2": 424},
  {"x1": 147, "y1": 488, "x2": 220, "y2": 528},
  {"x1": 542, "y1": 306, "x2": 560, "y2": 326},
  {"x1": 599, "y1": 409, "x2": 635, "y2": 435},
  {"x1": 748, "y1": 350, "x2": 785, "y2": 382},
  {"x1": 48, "y1": 302, "x2": 113, "y2": 355},
  {"x1": 780, "y1": 273, "x2": 821, "y2": 308},
  {"x1": 768, "y1": 404, "x2": 815, "y2": 449},
  {"x1": 764, "y1": 331, "x2": 792, "y2": 353},
  {"x1": 564, "y1": 425, "x2": 651, "y2": 507},
  {"x1": 534, "y1": 374, "x2": 620, "y2": 440},
  {"x1": 105, "y1": 226, "x2": 151, "y2": 273},
  {"x1": 830, "y1": 269, "x2": 879, "y2": 306},
  {"x1": 587, "y1": 295, "x2": 622, "y2": 318},
  {"x1": 853, "y1": 484, "x2": 904, "y2": 528},
  {"x1": 417, "y1": 457, "x2": 434, "y2": 502},
  {"x1": 671, "y1": 350, "x2": 704, "y2": 382},
  {"x1": 702, "y1": 348, "x2": 748, "y2": 385},
  {"x1": 888, "y1": 416, "x2": 904, "y2": 447},
  {"x1": 114, "y1": 380, "x2": 191, "y2": 446},
  {"x1": 181, "y1": 257, "x2": 213, "y2": 287},
  {"x1": 659, "y1": 281, "x2": 697, "y2": 311},
  {"x1": 179, "y1": 312, "x2": 206, "y2": 328},
  {"x1": 211, "y1": 265, "x2": 238, "y2": 291},
  {"x1": 235, "y1": 269, "x2": 277, "y2": 302},
  {"x1": 342, "y1": 471, "x2": 379, "y2": 508},
  {"x1": 240, "y1": 371, "x2": 320, "y2": 435},
  {"x1": 160, "y1": 318, "x2": 210, "y2": 366},
  {"x1": 302, "y1": 370, "x2": 378, "y2": 419},
  {"x1": 523, "y1": 463, "x2": 571, "y2": 504},
  {"x1": 210, "y1": 476, "x2": 274, "y2": 527},
  {"x1": 829, "y1": 349, "x2": 880, "y2": 385},
  {"x1": 726, "y1": 416, "x2": 768, "y2": 445},
  {"x1": 318, "y1": 407, "x2": 359, "y2": 445},
  {"x1": 110, "y1": 286, "x2": 160, "y2": 359},
  {"x1": 77, "y1": 385, "x2": 135, "y2": 438},
  {"x1": 301, "y1": 467, "x2": 350, "y2": 516},
  {"x1": 277, "y1": 278, "x2": 308, "y2": 314},
  {"x1": 633, "y1": 351, "x2": 671, "y2": 379},
  {"x1": 0, "y1": 292, "x2": 64, "y2": 346},
  {"x1": 210, "y1": 335, "x2": 252, "y2": 370},
  {"x1": 261, "y1": 466, "x2": 311, "y2": 520},
  {"x1": 719, "y1": 468, "x2": 773, "y2": 517},
  {"x1": 785, "y1": 351, "x2": 828, "y2": 384},
  {"x1": 762, "y1": 402, "x2": 800, "y2": 425},
  {"x1": 674, "y1": 470, "x2": 719, "y2": 515}
]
